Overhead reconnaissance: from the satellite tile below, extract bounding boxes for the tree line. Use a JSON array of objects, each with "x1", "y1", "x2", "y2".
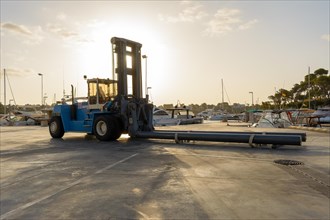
[
  {"x1": 265, "y1": 68, "x2": 329, "y2": 109},
  {"x1": 158, "y1": 68, "x2": 329, "y2": 115},
  {"x1": 1, "y1": 68, "x2": 329, "y2": 115}
]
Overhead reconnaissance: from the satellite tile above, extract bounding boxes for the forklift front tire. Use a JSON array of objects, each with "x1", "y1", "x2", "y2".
[
  {"x1": 94, "y1": 116, "x2": 120, "y2": 141},
  {"x1": 49, "y1": 116, "x2": 64, "y2": 138}
]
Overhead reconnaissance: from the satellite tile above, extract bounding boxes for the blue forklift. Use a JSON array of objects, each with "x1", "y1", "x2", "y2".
[
  {"x1": 49, "y1": 37, "x2": 305, "y2": 147},
  {"x1": 49, "y1": 37, "x2": 153, "y2": 141}
]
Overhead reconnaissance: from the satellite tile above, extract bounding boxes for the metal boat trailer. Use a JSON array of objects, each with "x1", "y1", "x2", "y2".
[{"x1": 134, "y1": 130, "x2": 306, "y2": 148}]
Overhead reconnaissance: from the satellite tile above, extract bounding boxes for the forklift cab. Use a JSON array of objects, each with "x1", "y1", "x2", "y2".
[{"x1": 87, "y1": 78, "x2": 118, "y2": 109}]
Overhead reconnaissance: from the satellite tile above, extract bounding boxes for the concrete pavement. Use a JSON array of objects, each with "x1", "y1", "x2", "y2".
[{"x1": 0, "y1": 123, "x2": 329, "y2": 219}]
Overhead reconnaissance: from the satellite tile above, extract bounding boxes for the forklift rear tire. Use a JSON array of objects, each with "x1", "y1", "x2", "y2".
[
  {"x1": 49, "y1": 116, "x2": 64, "y2": 138},
  {"x1": 94, "y1": 116, "x2": 121, "y2": 141}
]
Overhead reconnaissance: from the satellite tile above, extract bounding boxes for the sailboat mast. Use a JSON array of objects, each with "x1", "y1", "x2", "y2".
[
  {"x1": 4, "y1": 69, "x2": 6, "y2": 114},
  {"x1": 221, "y1": 78, "x2": 224, "y2": 109},
  {"x1": 308, "y1": 66, "x2": 311, "y2": 109}
]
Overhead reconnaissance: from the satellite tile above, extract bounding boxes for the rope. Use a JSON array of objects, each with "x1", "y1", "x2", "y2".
[
  {"x1": 174, "y1": 133, "x2": 180, "y2": 144},
  {"x1": 249, "y1": 134, "x2": 256, "y2": 148}
]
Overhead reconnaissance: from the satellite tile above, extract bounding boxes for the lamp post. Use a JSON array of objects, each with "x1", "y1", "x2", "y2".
[
  {"x1": 38, "y1": 73, "x2": 43, "y2": 106},
  {"x1": 147, "y1": 87, "x2": 152, "y2": 102},
  {"x1": 249, "y1": 91, "x2": 254, "y2": 107},
  {"x1": 142, "y1": 55, "x2": 148, "y2": 100}
]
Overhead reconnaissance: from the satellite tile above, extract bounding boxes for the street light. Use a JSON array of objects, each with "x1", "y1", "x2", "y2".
[
  {"x1": 38, "y1": 73, "x2": 43, "y2": 106},
  {"x1": 249, "y1": 91, "x2": 254, "y2": 106},
  {"x1": 142, "y1": 54, "x2": 148, "y2": 99},
  {"x1": 147, "y1": 87, "x2": 152, "y2": 102}
]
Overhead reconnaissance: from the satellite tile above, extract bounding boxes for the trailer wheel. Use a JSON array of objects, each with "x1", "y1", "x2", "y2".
[
  {"x1": 49, "y1": 116, "x2": 64, "y2": 138},
  {"x1": 94, "y1": 116, "x2": 121, "y2": 141}
]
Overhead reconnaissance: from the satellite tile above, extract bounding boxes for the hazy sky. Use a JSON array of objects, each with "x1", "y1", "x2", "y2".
[{"x1": 1, "y1": 0, "x2": 329, "y2": 106}]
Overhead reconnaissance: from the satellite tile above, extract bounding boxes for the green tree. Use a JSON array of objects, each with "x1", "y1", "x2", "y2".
[
  {"x1": 261, "y1": 101, "x2": 272, "y2": 109},
  {"x1": 316, "y1": 75, "x2": 330, "y2": 99},
  {"x1": 0, "y1": 102, "x2": 4, "y2": 114},
  {"x1": 314, "y1": 68, "x2": 328, "y2": 76},
  {"x1": 287, "y1": 68, "x2": 330, "y2": 108}
]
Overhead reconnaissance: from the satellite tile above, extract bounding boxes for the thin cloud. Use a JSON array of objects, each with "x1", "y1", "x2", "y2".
[
  {"x1": 158, "y1": 3, "x2": 258, "y2": 37},
  {"x1": 204, "y1": 8, "x2": 258, "y2": 36},
  {"x1": 46, "y1": 22, "x2": 93, "y2": 44},
  {"x1": 159, "y1": 1, "x2": 207, "y2": 23},
  {"x1": 46, "y1": 23, "x2": 78, "y2": 39},
  {"x1": 321, "y1": 34, "x2": 330, "y2": 41},
  {"x1": 87, "y1": 19, "x2": 106, "y2": 28},
  {"x1": 56, "y1": 12, "x2": 67, "y2": 21},
  {"x1": 204, "y1": 9, "x2": 241, "y2": 35},
  {"x1": 76, "y1": 38, "x2": 93, "y2": 43},
  {"x1": 4, "y1": 68, "x2": 34, "y2": 77},
  {"x1": 239, "y1": 19, "x2": 258, "y2": 30},
  {"x1": 1, "y1": 22, "x2": 44, "y2": 45},
  {"x1": 1, "y1": 22, "x2": 32, "y2": 36}
]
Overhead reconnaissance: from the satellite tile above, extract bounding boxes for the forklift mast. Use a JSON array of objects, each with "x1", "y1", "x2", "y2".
[
  {"x1": 111, "y1": 37, "x2": 143, "y2": 99},
  {"x1": 110, "y1": 37, "x2": 154, "y2": 136}
]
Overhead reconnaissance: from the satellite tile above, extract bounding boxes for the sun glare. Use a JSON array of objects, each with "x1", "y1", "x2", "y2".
[
  {"x1": 71, "y1": 20, "x2": 173, "y2": 103},
  {"x1": 78, "y1": 43, "x2": 111, "y2": 77}
]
